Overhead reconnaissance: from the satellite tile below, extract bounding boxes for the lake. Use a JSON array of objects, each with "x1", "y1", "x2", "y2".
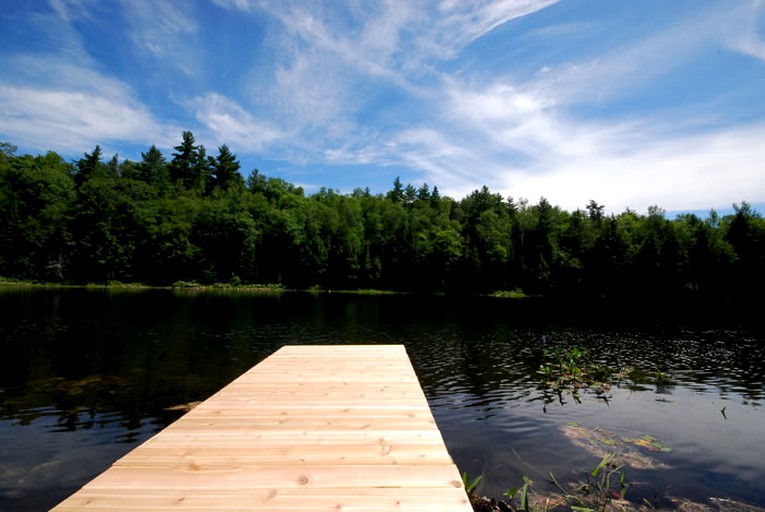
[{"x1": 0, "y1": 288, "x2": 763, "y2": 511}]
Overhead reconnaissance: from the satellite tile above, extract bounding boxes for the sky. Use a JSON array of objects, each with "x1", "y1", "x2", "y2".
[{"x1": 1, "y1": 0, "x2": 764, "y2": 214}]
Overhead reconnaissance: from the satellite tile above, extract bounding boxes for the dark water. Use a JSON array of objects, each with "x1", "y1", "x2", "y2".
[{"x1": 0, "y1": 288, "x2": 763, "y2": 511}]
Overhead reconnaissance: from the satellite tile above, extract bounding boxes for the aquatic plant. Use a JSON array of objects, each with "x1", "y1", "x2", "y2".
[
  {"x1": 463, "y1": 471, "x2": 483, "y2": 496},
  {"x1": 469, "y1": 423, "x2": 677, "y2": 511},
  {"x1": 503, "y1": 476, "x2": 531, "y2": 511},
  {"x1": 538, "y1": 346, "x2": 618, "y2": 402},
  {"x1": 490, "y1": 454, "x2": 629, "y2": 512},
  {"x1": 536, "y1": 344, "x2": 674, "y2": 407},
  {"x1": 580, "y1": 452, "x2": 629, "y2": 512}
]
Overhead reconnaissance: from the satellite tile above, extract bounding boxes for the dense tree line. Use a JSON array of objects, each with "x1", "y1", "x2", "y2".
[{"x1": 1, "y1": 134, "x2": 763, "y2": 301}]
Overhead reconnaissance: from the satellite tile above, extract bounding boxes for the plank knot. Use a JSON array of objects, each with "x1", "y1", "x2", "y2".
[{"x1": 379, "y1": 437, "x2": 392, "y2": 455}]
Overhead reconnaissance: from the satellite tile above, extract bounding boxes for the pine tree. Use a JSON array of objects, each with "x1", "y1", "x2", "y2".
[
  {"x1": 75, "y1": 145, "x2": 104, "y2": 186},
  {"x1": 169, "y1": 131, "x2": 198, "y2": 190},
  {"x1": 137, "y1": 145, "x2": 168, "y2": 189},
  {"x1": 211, "y1": 144, "x2": 243, "y2": 192}
]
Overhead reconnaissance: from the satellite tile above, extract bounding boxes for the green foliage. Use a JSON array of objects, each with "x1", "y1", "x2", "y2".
[
  {"x1": 0, "y1": 151, "x2": 75, "y2": 279},
  {"x1": 539, "y1": 347, "x2": 611, "y2": 388},
  {"x1": 503, "y1": 475, "x2": 531, "y2": 511},
  {"x1": 210, "y1": 144, "x2": 243, "y2": 194},
  {"x1": 495, "y1": 455, "x2": 629, "y2": 512},
  {"x1": 462, "y1": 471, "x2": 483, "y2": 496},
  {"x1": 136, "y1": 145, "x2": 169, "y2": 192},
  {"x1": 584, "y1": 452, "x2": 629, "y2": 511},
  {"x1": 492, "y1": 288, "x2": 527, "y2": 299},
  {"x1": 1, "y1": 137, "x2": 763, "y2": 297}
]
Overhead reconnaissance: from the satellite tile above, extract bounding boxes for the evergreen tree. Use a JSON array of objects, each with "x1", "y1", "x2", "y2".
[
  {"x1": 387, "y1": 177, "x2": 404, "y2": 203},
  {"x1": 586, "y1": 199, "x2": 604, "y2": 224},
  {"x1": 404, "y1": 184, "x2": 416, "y2": 205},
  {"x1": 169, "y1": 131, "x2": 198, "y2": 190},
  {"x1": 106, "y1": 153, "x2": 120, "y2": 177},
  {"x1": 193, "y1": 144, "x2": 213, "y2": 193},
  {"x1": 210, "y1": 144, "x2": 243, "y2": 193},
  {"x1": 137, "y1": 145, "x2": 168, "y2": 189},
  {"x1": 75, "y1": 145, "x2": 104, "y2": 186},
  {"x1": 1, "y1": 137, "x2": 763, "y2": 300},
  {"x1": 416, "y1": 183, "x2": 430, "y2": 201}
]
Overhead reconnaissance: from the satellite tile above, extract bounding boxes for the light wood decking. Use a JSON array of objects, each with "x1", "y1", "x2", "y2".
[{"x1": 52, "y1": 345, "x2": 472, "y2": 511}]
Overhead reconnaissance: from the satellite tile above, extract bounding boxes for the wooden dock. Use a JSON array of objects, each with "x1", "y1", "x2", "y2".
[{"x1": 52, "y1": 345, "x2": 472, "y2": 511}]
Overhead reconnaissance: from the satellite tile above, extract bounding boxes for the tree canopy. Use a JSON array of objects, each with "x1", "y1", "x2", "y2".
[{"x1": 1, "y1": 134, "x2": 763, "y2": 302}]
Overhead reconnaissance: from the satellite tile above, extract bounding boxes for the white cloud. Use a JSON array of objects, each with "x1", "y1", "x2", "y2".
[
  {"x1": 48, "y1": 0, "x2": 95, "y2": 24},
  {"x1": 390, "y1": 126, "x2": 509, "y2": 197},
  {"x1": 433, "y1": 0, "x2": 559, "y2": 57},
  {"x1": 221, "y1": 1, "x2": 558, "y2": 142},
  {"x1": 28, "y1": 0, "x2": 95, "y2": 64},
  {"x1": 0, "y1": 53, "x2": 178, "y2": 153},
  {"x1": 211, "y1": 0, "x2": 254, "y2": 12},
  {"x1": 249, "y1": 2, "x2": 409, "y2": 131},
  {"x1": 0, "y1": 1, "x2": 192, "y2": 157},
  {"x1": 271, "y1": 53, "x2": 357, "y2": 129},
  {"x1": 389, "y1": 113, "x2": 765, "y2": 213},
  {"x1": 724, "y1": 0, "x2": 765, "y2": 62},
  {"x1": 443, "y1": 79, "x2": 555, "y2": 154},
  {"x1": 531, "y1": 2, "x2": 764, "y2": 107},
  {"x1": 0, "y1": 85, "x2": 177, "y2": 153},
  {"x1": 120, "y1": 0, "x2": 200, "y2": 75},
  {"x1": 505, "y1": 124, "x2": 765, "y2": 213},
  {"x1": 8, "y1": 54, "x2": 133, "y2": 100},
  {"x1": 376, "y1": 58, "x2": 765, "y2": 212},
  {"x1": 354, "y1": 1, "x2": 765, "y2": 211},
  {"x1": 732, "y1": 33, "x2": 765, "y2": 62},
  {"x1": 2, "y1": 0, "x2": 762, "y2": 214},
  {"x1": 191, "y1": 93, "x2": 283, "y2": 151}
]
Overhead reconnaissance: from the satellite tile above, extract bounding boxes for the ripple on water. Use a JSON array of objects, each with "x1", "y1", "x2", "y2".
[{"x1": 2, "y1": 290, "x2": 765, "y2": 510}]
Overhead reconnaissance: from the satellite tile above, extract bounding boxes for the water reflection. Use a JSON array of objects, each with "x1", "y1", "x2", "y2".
[{"x1": 0, "y1": 289, "x2": 764, "y2": 510}]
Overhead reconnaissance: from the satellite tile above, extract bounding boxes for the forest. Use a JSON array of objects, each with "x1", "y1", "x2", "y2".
[{"x1": 1, "y1": 132, "x2": 763, "y2": 301}]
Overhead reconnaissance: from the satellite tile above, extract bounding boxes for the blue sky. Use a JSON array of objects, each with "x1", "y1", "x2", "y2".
[{"x1": 1, "y1": 0, "x2": 764, "y2": 214}]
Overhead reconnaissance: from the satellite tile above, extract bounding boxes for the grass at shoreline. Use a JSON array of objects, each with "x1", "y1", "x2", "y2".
[
  {"x1": 0, "y1": 278, "x2": 287, "y2": 293},
  {"x1": 491, "y1": 288, "x2": 529, "y2": 299},
  {"x1": 0, "y1": 277, "x2": 534, "y2": 299},
  {"x1": 0, "y1": 278, "x2": 408, "y2": 296}
]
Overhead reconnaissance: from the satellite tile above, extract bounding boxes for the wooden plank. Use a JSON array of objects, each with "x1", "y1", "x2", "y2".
[
  {"x1": 54, "y1": 487, "x2": 469, "y2": 511},
  {"x1": 71, "y1": 464, "x2": 464, "y2": 489},
  {"x1": 51, "y1": 345, "x2": 472, "y2": 511}
]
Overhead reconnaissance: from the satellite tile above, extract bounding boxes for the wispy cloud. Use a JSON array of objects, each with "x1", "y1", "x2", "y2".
[
  {"x1": 388, "y1": 84, "x2": 765, "y2": 213},
  {"x1": 0, "y1": 53, "x2": 178, "y2": 153},
  {"x1": 120, "y1": 0, "x2": 200, "y2": 76},
  {"x1": 191, "y1": 92, "x2": 283, "y2": 151},
  {"x1": 1, "y1": 0, "x2": 762, "y2": 212},
  {"x1": 28, "y1": 0, "x2": 95, "y2": 63},
  {"x1": 368, "y1": 0, "x2": 765, "y2": 211},
  {"x1": 216, "y1": 0, "x2": 558, "y2": 143},
  {"x1": 6, "y1": 54, "x2": 131, "y2": 100},
  {"x1": 530, "y1": 1, "x2": 765, "y2": 108},
  {"x1": 0, "y1": 2, "x2": 182, "y2": 154},
  {"x1": 432, "y1": 0, "x2": 559, "y2": 58},
  {"x1": 0, "y1": 84, "x2": 177, "y2": 153},
  {"x1": 381, "y1": 64, "x2": 765, "y2": 212},
  {"x1": 211, "y1": 0, "x2": 254, "y2": 13},
  {"x1": 48, "y1": 0, "x2": 95, "y2": 24},
  {"x1": 723, "y1": 0, "x2": 765, "y2": 62},
  {"x1": 507, "y1": 123, "x2": 765, "y2": 212}
]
